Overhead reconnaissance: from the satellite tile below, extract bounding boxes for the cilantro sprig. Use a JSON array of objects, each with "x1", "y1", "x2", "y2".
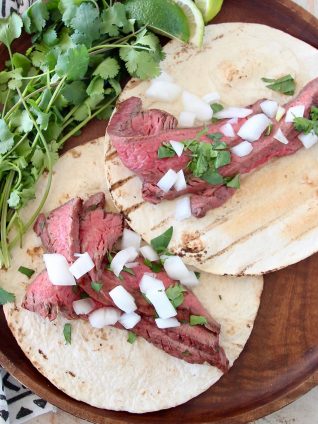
[
  {"x1": 261, "y1": 74, "x2": 296, "y2": 96},
  {"x1": 0, "y1": 1, "x2": 165, "y2": 269}
]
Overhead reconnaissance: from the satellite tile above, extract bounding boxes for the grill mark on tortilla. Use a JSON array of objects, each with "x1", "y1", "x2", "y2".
[
  {"x1": 105, "y1": 151, "x2": 118, "y2": 161},
  {"x1": 151, "y1": 217, "x2": 170, "y2": 231},
  {"x1": 110, "y1": 175, "x2": 134, "y2": 191},
  {"x1": 205, "y1": 212, "x2": 289, "y2": 261},
  {"x1": 124, "y1": 201, "x2": 145, "y2": 216}
]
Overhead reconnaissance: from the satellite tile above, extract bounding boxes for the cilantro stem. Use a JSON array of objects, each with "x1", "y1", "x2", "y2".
[
  {"x1": 89, "y1": 44, "x2": 152, "y2": 54},
  {"x1": 45, "y1": 75, "x2": 67, "y2": 113},
  {"x1": 0, "y1": 171, "x2": 14, "y2": 268},
  {"x1": 2, "y1": 89, "x2": 11, "y2": 118},
  {"x1": 57, "y1": 96, "x2": 117, "y2": 147}
]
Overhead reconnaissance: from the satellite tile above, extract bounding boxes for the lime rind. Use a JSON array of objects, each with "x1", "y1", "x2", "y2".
[
  {"x1": 173, "y1": 0, "x2": 205, "y2": 47},
  {"x1": 194, "y1": 0, "x2": 224, "y2": 23}
]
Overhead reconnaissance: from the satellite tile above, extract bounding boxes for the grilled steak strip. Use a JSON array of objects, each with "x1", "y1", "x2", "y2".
[{"x1": 108, "y1": 78, "x2": 318, "y2": 217}]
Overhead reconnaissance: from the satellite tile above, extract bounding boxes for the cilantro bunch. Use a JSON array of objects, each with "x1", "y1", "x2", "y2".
[{"x1": 0, "y1": 0, "x2": 164, "y2": 269}]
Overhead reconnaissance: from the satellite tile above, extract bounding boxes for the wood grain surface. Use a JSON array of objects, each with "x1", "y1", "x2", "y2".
[{"x1": 1, "y1": 0, "x2": 318, "y2": 423}]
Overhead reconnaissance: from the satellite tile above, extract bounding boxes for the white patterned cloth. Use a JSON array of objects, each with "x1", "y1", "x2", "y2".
[
  {"x1": 0, "y1": 0, "x2": 33, "y2": 18},
  {"x1": 0, "y1": 368, "x2": 55, "y2": 424}
]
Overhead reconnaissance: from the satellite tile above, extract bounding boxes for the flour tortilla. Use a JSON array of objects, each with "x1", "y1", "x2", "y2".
[
  {"x1": 104, "y1": 23, "x2": 318, "y2": 276},
  {"x1": 2, "y1": 138, "x2": 263, "y2": 412}
]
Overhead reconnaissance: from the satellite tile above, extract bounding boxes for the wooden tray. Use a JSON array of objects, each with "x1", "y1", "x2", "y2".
[{"x1": 1, "y1": 0, "x2": 318, "y2": 422}]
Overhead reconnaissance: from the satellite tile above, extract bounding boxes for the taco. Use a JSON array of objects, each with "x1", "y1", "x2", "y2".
[
  {"x1": 104, "y1": 23, "x2": 318, "y2": 276},
  {"x1": 2, "y1": 138, "x2": 263, "y2": 413}
]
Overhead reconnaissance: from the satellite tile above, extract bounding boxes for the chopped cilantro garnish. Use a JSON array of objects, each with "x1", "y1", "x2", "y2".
[
  {"x1": 151, "y1": 226, "x2": 173, "y2": 254},
  {"x1": 80, "y1": 292, "x2": 90, "y2": 299},
  {"x1": 261, "y1": 74, "x2": 296, "y2": 96},
  {"x1": 18, "y1": 265, "x2": 35, "y2": 278},
  {"x1": 127, "y1": 331, "x2": 137, "y2": 344},
  {"x1": 144, "y1": 258, "x2": 163, "y2": 273},
  {"x1": 207, "y1": 132, "x2": 223, "y2": 143},
  {"x1": 0, "y1": 287, "x2": 15, "y2": 305},
  {"x1": 210, "y1": 103, "x2": 224, "y2": 114},
  {"x1": 63, "y1": 323, "x2": 72, "y2": 345},
  {"x1": 182, "y1": 349, "x2": 192, "y2": 356},
  {"x1": 215, "y1": 150, "x2": 231, "y2": 169},
  {"x1": 265, "y1": 123, "x2": 273, "y2": 136},
  {"x1": 194, "y1": 271, "x2": 200, "y2": 279},
  {"x1": 91, "y1": 281, "x2": 103, "y2": 292},
  {"x1": 123, "y1": 267, "x2": 135, "y2": 276},
  {"x1": 190, "y1": 315, "x2": 208, "y2": 326},
  {"x1": 293, "y1": 106, "x2": 318, "y2": 135},
  {"x1": 158, "y1": 144, "x2": 176, "y2": 158},
  {"x1": 201, "y1": 171, "x2": 224, "y2": 185},
  {"x1": 166, "y1": 283, "x2": 187, "y2": 308},
  {"x1": 226, "y1": 174, "x2": 240, "y2": 189}
]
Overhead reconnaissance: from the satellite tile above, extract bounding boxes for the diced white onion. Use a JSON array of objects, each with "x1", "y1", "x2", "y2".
[
  {"x1": 202, "y1": 92, "x2": 220, "y2": 104},
  {"x1": 146, "y1": 81, "x2": 182, "y2": 102},
  {"x1": 174, "y1": 169, "x2": 187, "y2": 192},
  {"x1": 139, "y1": 274, "x2": 165, "y2": 294},
  {"x1": 89, "y1": 307, "x2": 121, "y2": 329},
  {"x1": 43, "y1": 253, "x2": 76, "y2": 286},
  {"x1": 110, "y1": 247, "x2": 139, "y2": 277},
  {"x1": 275, "y1": 106, "x2": 286, "y2": 121},
  {"x1": 153, "y1": 71, "x2": 174, "y2": 83},
  {"x1": 182, "y1": 91, "x2": 213, "y2": 121},
  {"x1": 157, "y1": 169, "x2": 178, "y2": 193},
  {"x1": 69, "y1": 252, "x2": 94, "y2": 279},
  {"x1": 155, "y1": 317, "x2": 180, "y2": 329},
  {"x1": 73, "y1": 298, "x2": 95, "y2": 315},
  {"x1": 140, "y1": 245, "x2": 159, "y2": 262},
  {"x1": 231, "y1": 141, "x2": 253, "y2": 157},
  {"x1": 260, "y1": 100, "x2": 279, "y2": 118},
  {"x1": 170, "y1": 140, "x2": 184, "y2": 157},
  {"x1": 178, "y1": 111, "x2": 196, "y2": 128},
  {"x1": 237, "y1": 113, "x2": 272, "y2": 142},
  {"x1": 163, "y1": 256, "x2": 190, "y2": 280},
  {"x1": 274, "y1": 128, "x2": 289, "y2": 145},
  {"x1": 175, "y1": 196, "x2": 192, "y2": 221},
  {"x1": 228, "y1": 117, "x2": 238, "y2": 125},
  {"x1": 119, "y1": 312, "x2": 141, "y2": 329},
  {"x1": 214, "y1": 107, "x2": 252, "y2": 119},
  {"x1": 125, "y1": 261, "x2": 139, "y2": 268},
  {"x1": 180, "y1": 271, "x2": 199, "y2": 287},
  {"x1": 220, "y1": 123, "x2": 235, "y2": 137},
  {"x1": 121, "y1": 228, "x2": 141, "y2": 250},
  {"x1": 109, "y1": 285, "x2": 137, "y2": 313},
  {"x1": 298, "y1": 131, "x2": 318, "y2": 149},
  {"x1": 146, "y1": 289, "x2": 176, "y2": 319},
  {"x1": 285, "y1": 105, "x2": 305, "y2": 123}
]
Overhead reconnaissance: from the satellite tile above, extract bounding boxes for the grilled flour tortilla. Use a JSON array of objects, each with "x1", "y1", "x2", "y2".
[
  {"x1": 105, "y1": 23, "x2": 318, "y2": 276},
  {"x1": 2, "y1": 138, "x2": 263, "y2": 412}
]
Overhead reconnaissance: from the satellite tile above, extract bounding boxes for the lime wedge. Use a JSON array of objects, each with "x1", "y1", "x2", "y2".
[
  {"x1": 194, "y1": 0, "x2": 224, "y2": 23},
  {"x1": 173, "y1": 0, "x2": 205, "y2": 47},
  {"x1": 125, "y1": 0, "x2": 190, "y2": 43}
]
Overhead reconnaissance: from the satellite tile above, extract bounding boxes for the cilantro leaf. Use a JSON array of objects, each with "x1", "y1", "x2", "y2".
[
  {"x1": 158, "y1": 144, "x2": 176, "y2": 158},
  {"x1": 120, "y1": 48, "x2": 160, "y2": 80},
  {"x1": 127, "y1": 331, "x2": 137, "y2": 344},
  {"x1": 86, "y1": 76, "x2": 104, "y2": 97},
  {"x1": 0, "y1": 119, "x2": 14, "y2": 154},
  {"x1": 166, "y1": 283, "x2": 186, "y2": 308},
  {"x1": 11, "y1": 110, "x2": 34, "y2": 134},
  {"x1": 101, "y1": 3, "x2": 131, "y2": 37},
  {"x1": 93, "y1": 58, "x2": 120, "y2": 80},
  {"x1": 18, "y1": 266, "x2": 35, "y2": 278},
  {"x1": 70, "y1": 3, "x2": 101, "y2": 48},
  {"x1": 207, "y1": 132, "x2": 223, "y2": 143},
  {"x1": 11, "y1": 53, "x2": 31, "y2": 75},
  {"x1": 22, "y1": 1, "x2": 49, "y2": 34},
  {"x1": 43, "y1": 28, "x2": 58, "y2": 46},
  {"x1": 215, "y1": 150, "x2": 231, "y2": 169},
  {"x1": 201, "y1": 171, "x2": 223, "y2": 185},
  {"x1": 190, "y1": 315, "x2": 208, "y2": 326},
  {"x1": 0, "y1": 287, "x2": 15, "y2": 305},
  {"x1": 136, "y1": 30, "x2": 160, "y2": 52},
  {"x1": 144, "y1": 258, "x2": 163, "y2": 273},
  {"x1": 63, "y1": 323, "x2": 72, "y2": 344},
  {"x1": 123, "y1": 267, "x2": 135, "y2": 276},
  {"x1": 211, "y1": 103, "x2": 224, "y2": 114},
  {"x1": 7, "y1": 191, "x2": 20, "y2": 209},
  {"x1": 261, "y1": 74, "x2": 296, "y2": 96},
  {"x1": 151, "y1": 226, "x2": 173, "y2": 254},
  {"x1": 91, "y1": 281, "x2": 103, "y2": 292},
  {"x1": 226, "y1": 174, "x2": 240, "y2": 189},
  {"x1": 0, "y1": 13, "x2": 23, "y2": 48},
  {"x1": 62, "y1": 81, "x2": 87, "y2": 105},
  {"x1": 55, "y1": 45, "x2": 89, "y2": 81},
  {"x1": 311, "y1": 106, "x2": 318, "y2": 121}
]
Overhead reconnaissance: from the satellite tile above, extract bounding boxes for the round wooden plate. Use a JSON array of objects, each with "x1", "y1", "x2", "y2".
[{"x1": 1, "y1": 0, "x2": 318, "y2": 422}]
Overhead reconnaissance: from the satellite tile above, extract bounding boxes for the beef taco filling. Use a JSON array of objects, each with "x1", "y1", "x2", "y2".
[
  {"x1": 107, "y1": 77, "x2": 318, "y2": 218},
  {"x1": 22, "y1": 192, "x2": 229, "y2": 372}
]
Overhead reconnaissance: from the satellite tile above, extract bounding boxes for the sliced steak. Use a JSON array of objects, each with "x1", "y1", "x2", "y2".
[
  {"x1": 22, "y1": 271, "x2": 81, "y2": 320},
  {"x1": 80, "y1": 193, "x2": 123, "y2": 276},
  {"x1": 34, "y1": 197, "x2": 82, "y2": 262},
  {"x1": 108, "y1": 78, "x2": 318, "y2": 216},
  {"x1": 78, "y1": 258, "x2": 220, "y2": 333}
]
